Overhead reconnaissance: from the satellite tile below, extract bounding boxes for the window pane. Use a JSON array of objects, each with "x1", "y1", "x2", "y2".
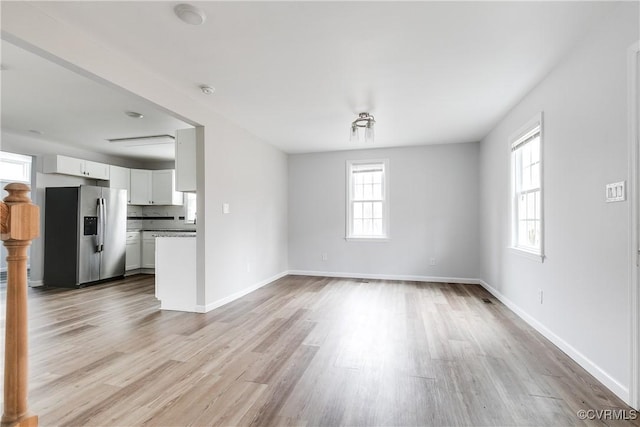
[
  {"x1": 518, "y1": 195, "x2": 526, "y2": 221},
  {"x1": 363, "y1": 219, "x2": 372, "y2": 235},
  {"x1": 522, "y1": 165, "x2": 531, "y2": 190},
  {"x1": 527, "y1": 220, "x2": 536, "y2": 247},
  {"x1": 363, "y1": 202, "x2": 372, "y2": 219},
  {"x1": 364, "y1": 173, "x2": 372, "y2": 185},
  {"x1": 527, "y1": 192, "x2": 535, "y2": 219},
  {"x1": 354, "y1": 219, "x2": 363, "y2": 235},
  {"x1": 513, "y1": 151, "x2": 523, "y2": 191},
  {"x1": 363, "y1": 184, "x2": 372, "y2": 199},
  {"x1": 353, "y1": 202, "x2": 363, "y2": 219},
  {"x1": 535, "y1": 191, "x2": 541, "y2": 220},
  {"x1": 373, "y1": 219, "x2": 382, "y2": 235},
  {"x1": 530, "y1": 137, "x2": 540, "y2": 163},
  {"x1": 531, "y1": 163, "x2": 540, "y2": 188},
  {"x1": 355, "y1": 173, "x2": 364, "y2": 185},
  {"x1": 354, "y1": 184, "x2": 363, "y2": 200},
  {"x1": 373, "y1": 202, "x2": 382, "y2": 219},
  {"x1": 372, "y1": 183, "x2": 382, "y2": 200},
  {"x1": 518, "y1": 221, "x2": 527, "y2": 247},
  {"x1": 372, "y1": 172, "x2": 382, "y2": 184}
]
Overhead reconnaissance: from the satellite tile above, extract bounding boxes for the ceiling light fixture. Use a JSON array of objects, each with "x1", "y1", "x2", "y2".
[
  {"x1": 174, "y1": 4, "x2": 206, "y2": 26},
  {"x1": 350, "y1": 112, "x2": 375, "y2": 143},
  {"x1": 107, "y1": 134, "x2": 175, "y2": 147},
  {"x1": 200, "y1": 85, "x2": 215, "y2": 95},
  {"x1": 125, "y1": 111, "x2": 144, "y2": 119}
]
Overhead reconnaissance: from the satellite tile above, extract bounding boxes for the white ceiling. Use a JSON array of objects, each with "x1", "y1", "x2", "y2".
[
  {"x1": 1, "y1": 40, "x2": 191, "y2": 161},
  {"x1": 4, "y1": 2, "x2": 617, "y2": 155}
]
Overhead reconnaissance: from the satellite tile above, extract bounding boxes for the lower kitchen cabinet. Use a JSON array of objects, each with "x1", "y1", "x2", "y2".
[
  {"x1": 125, "y1": 231, "x2": 141, "y2": 271},
  {"x1": 142, "y1": 236, "x2": 156, "y2": 269}
]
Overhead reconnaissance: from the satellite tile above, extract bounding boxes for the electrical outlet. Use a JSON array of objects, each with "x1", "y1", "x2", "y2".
[
  {"x1": 429, "y1": 258, "x2": 436, "y2": 266},
  {"x1": 222, "y1": 203, "x2": 230, "y2": 214},
  {"x1": 538, "y1": 289, "x2": 543, "y2": 304},
  {"x1": 321, "y1": 252, "x2": 328, "y2": 261}
]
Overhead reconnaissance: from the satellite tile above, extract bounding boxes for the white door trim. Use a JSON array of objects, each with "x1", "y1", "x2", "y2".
[{"x1": 628, "y1": 40, "x2": 640, "y2": 411}]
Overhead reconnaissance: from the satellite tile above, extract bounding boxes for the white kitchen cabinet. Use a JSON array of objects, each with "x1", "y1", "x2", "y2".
[
  {"x1": 142, "y1": 237, "x2": 156, "y2": 269},
  {"x1": 83, "y1": 160, "x2": 110, "y2": 179},
  {"x1": 129, "y1": 169, "x2": 182, "y2": 206},
  {"x1": 109, "y1": 165, "x2": 131, "y2": 201},
  {"x1": 125, "y1": 231, "x2": 141, "y2": 271},
  {"x1": 175, "y1": 128, "x2": 196, "y2": 192},
  {"x1": 152, "y1": 170, "x2": 183, "y2": 206},
  {"x1": 43, "y1": 154, "x2": 109, "y2": 180},
  {"x1": 129, "y1": 169, "x2": 152, "y2": 205}
]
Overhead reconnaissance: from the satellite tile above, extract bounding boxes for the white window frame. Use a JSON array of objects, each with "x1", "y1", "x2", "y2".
[
  {"x1": 345, "y1": 159, "x2": 390, "y2": 242},
  {"x1": 509, "y1": 112, "x2": 544, "y2": 262},
  {"x1": 0, "y1": 151, "x2": 32, "y2": 184},
  {"x1": 183, "y1": 192, "x2": 197, "y2": 224}
]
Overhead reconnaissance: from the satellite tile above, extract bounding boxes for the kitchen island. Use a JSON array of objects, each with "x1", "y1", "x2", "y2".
[{"x1": 155, "y1": 235, "x2": 198, "y2": 312}]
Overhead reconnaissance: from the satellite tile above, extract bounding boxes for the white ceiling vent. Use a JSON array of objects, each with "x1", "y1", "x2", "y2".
[{"x1": 107, "y1": 134, "x2": 175, "y2": 147}]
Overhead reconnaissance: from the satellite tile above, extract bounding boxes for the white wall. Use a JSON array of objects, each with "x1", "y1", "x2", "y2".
[
  {"x1": 203, "y1": 123, "x2": 288, "y2": 308},
  {"x1": 1, "y1": 2, "x2": 289, "y2": 307},
  {"x1": 479, "y1": 2, "x2": 638, "y2": 401},
  {"x1": 289, "y1": 143, "x2": 480, "y2": 280}
]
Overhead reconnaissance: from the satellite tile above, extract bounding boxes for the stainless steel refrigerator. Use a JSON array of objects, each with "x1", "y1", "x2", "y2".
[{"x1": 44, "y1": 185, "x2": 127, "y2": 288}]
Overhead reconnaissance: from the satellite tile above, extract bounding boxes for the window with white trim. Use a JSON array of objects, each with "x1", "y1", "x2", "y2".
[
  {"x1": 510, "y1": 114, "x2": 543, "y2": 258},
  {"x1": 0, "y1": 151, "x2": 31, "y2": 183},
  {"x1": 184, "y1": 192, "x2": 196, "y2": 224},
  {"x1": 346, "y1": 159, "x2": 389, "y2": 240}
]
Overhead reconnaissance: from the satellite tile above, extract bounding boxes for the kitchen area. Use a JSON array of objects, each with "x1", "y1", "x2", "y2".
[{"x1": 1, "y1": 39, "x2": 201, "y2": 312}]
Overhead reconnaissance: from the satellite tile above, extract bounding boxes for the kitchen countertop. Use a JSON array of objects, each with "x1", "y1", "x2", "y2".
[{"x1": 127, "y1": 229, "x2": 196, "y2": 232}]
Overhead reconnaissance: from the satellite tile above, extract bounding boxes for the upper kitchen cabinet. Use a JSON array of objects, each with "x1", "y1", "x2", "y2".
[
  {"x1": 152, "y1": 170, "x2": 183, "y2": 206},
  {"x1": 175, "y1": 128, "x2": 196, "y2": 192},
  {"x1": 43, "y1": 154, "x2": 110, "y2": 180},
  {"x1": 109, "y1": 165, "x2": 131, "y2": 200},
  {"x1": 130, "y1": 169, "x2": 152, "y2": 205},
  {"x1": 129, "y1": 169, "x2": 182, "y2": 206}
]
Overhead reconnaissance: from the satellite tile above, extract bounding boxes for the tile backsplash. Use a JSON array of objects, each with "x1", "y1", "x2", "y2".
[{"x1": 127, "y1": 205, "x2": 195, "y2": 231}]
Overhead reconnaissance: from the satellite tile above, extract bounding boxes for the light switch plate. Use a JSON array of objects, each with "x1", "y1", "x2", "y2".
[
  {"x1": 222, "y1": 203, "x2": 230, "y2": 214},
  {"x1": 605, "y1": 181, "x2": 626, "y2": 203}
]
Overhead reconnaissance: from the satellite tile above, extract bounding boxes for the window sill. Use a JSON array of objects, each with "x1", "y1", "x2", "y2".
[
  {"x1": 508, "y1": 247, "x2": 545, "y2": 263},
  {"x1": 345, "y1": 236, "x2": 390, "y2": 243}
]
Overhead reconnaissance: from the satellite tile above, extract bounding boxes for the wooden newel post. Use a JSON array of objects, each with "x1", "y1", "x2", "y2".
[{"x1": 0, "y1": 183, "x2": 39, "y2": 427}]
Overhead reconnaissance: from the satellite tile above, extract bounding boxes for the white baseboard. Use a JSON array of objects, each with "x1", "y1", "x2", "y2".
[
  {"x1": 196, "y1": 270, "x2": 289, "y2": 313},
  {"x1": 29, "y1": 280, "x2": 43, "y2": 287},
  {"x1": 287, "y1": 270, "x2": 480, "y2": 285},
  {"x1": 477, "y1": 279, "x2": 630, "y2": 404}
]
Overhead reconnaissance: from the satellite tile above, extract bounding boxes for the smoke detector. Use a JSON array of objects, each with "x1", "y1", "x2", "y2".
[
  {"x1": 174, "y1": 4, "x2": 206, "y2": 26},
  {"x1": 125, "y1": 111, "x2": 144, "y2": 119},
  {"x1": 200, "y1": 85, "x2": 215, "y2": 95}
]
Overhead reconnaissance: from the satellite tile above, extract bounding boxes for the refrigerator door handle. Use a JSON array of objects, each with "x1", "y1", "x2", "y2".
[
  {"x1": 96, "y1": 198, "x2": 105, "y2": 252},
  {"x1": 101, "y1": 198, "x2": 107, "y2": 251}
]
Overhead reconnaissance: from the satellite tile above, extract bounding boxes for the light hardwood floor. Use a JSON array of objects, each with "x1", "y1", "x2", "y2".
[{"x1": 0, "y1": 275, "x2": 637, "y2": 426}]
